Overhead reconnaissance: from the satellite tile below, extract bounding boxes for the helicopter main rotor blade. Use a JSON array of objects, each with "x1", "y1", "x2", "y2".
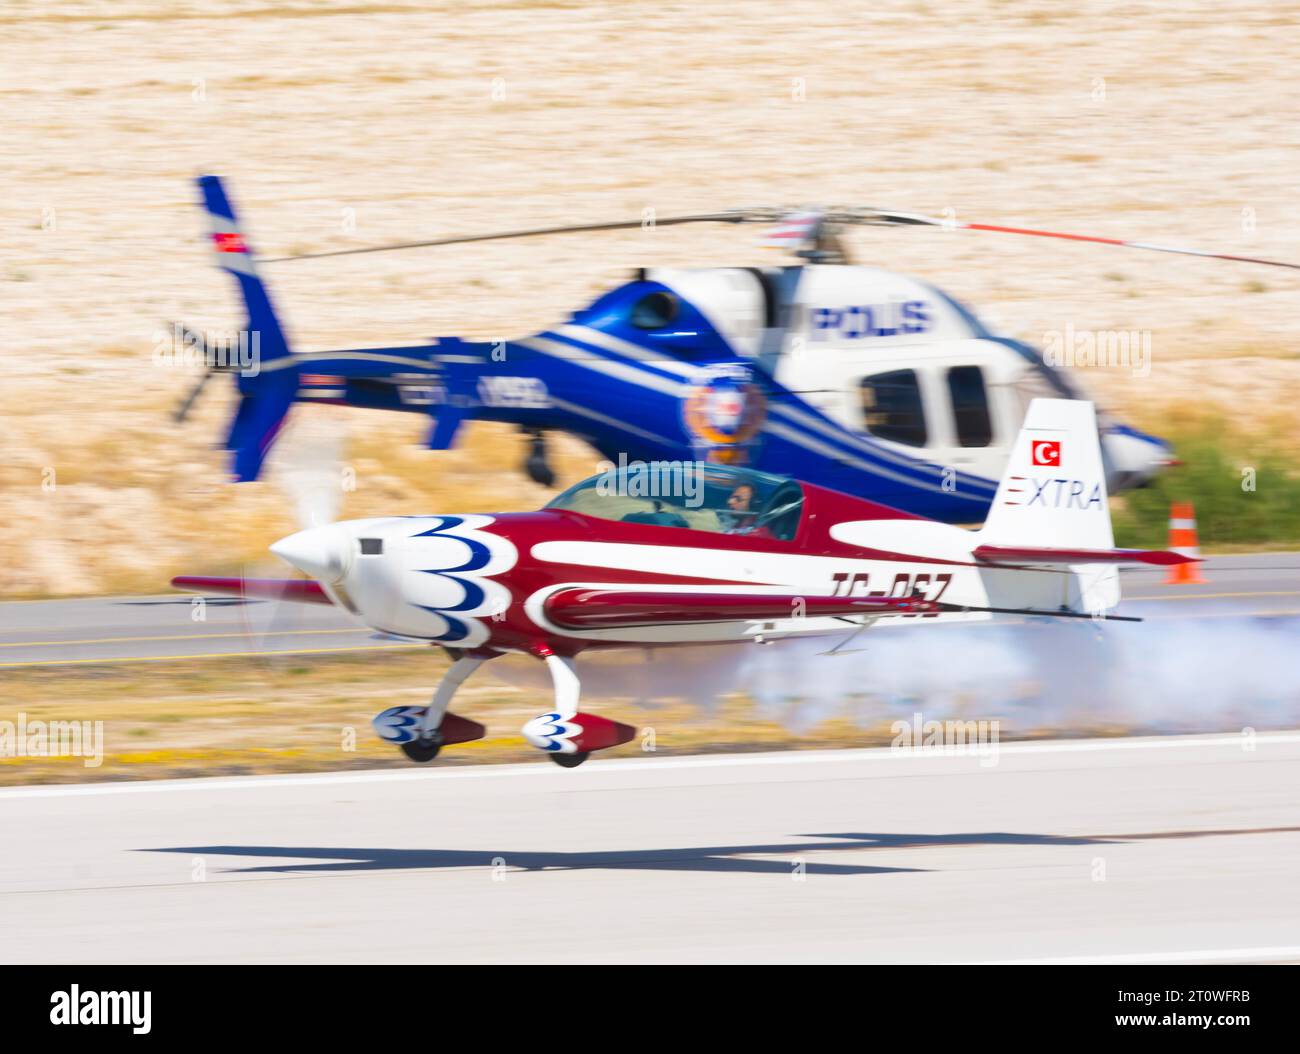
[
  {"x1": 261, "y1": 199, "x2": 1300, "y2": 272},
  {"x1": 841, "y1": 208, "x2": 1300, "y2": 272},
  {"x1": 261, "y1": 212, "x2": 755, "y2": 263}
]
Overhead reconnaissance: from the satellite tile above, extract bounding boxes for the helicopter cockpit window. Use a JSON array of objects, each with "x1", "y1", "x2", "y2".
[
  {"x1": 946, "y1": 365, "x2": 993, "y2": 447},
  {"x1": 545, "y1": 463, "x2": 804, "y2": 541},
  {"x1": 860, "y1": 369, "x2": 927, "y2": 447},
  {"x1": 630, "y1": 291, "x2": 679, "y2": 329}
]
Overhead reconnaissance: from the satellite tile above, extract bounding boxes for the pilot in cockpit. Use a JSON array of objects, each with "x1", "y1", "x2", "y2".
[{"x1": 723, "y1": 483, "x2": 767, "y2": 536}]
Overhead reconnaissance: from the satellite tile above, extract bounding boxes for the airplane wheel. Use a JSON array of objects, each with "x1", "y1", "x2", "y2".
[
  {"x1": 548, "y1": 751, "x2": 590, "y2": 769},
  {"x1": 401, "y1": 737, "x2": 442, "y2": 763}
]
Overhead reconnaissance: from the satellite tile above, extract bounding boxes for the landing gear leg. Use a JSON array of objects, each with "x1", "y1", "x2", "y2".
[
  {"x1": 417, "y1": 656, "x2": 485, "y2": 740},
  {"x1": 536, "y1": 653, "x2": 587, "y2": 768},
  {"x1": 374, "y1": 654, "x2": 488, "y2": 763},
  {"x1": 520, "y1": 645, "x2": 636, "y2": 767}
]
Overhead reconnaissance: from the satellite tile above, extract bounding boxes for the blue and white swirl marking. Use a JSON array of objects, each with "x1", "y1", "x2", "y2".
[{"x1": 346, "y1": 514, "x2": 518, "y2": 647}]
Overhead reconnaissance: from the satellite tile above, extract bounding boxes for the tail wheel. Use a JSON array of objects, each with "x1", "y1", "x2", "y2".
[{"x1": 548, "y1": 751, "x2": 590, "y2": 769}]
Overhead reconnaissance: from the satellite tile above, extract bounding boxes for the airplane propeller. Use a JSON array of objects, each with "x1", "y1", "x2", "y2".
[
  {"x1": 215, "y1": 415, "x2": 350, "y2": 659},
  {"x1": 272, "y1": 413, "x2": 347, "y2": 529}
]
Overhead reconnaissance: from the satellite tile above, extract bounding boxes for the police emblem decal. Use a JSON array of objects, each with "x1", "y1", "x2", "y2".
[{"x1": 682, "y1": 364, "x2": 767, "y2": 463}]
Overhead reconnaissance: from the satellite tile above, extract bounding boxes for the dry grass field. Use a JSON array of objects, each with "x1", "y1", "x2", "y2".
[
  {"x1": 0, "y1": 645, "x2": 1118, "y2": 785},
  {"x1": 3, "y1": 0, "x2": 1300, "y2": 596}
]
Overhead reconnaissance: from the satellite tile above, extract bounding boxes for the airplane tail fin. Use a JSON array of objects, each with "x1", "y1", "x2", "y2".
[
  {"x1": 974, "y1": 398, "x2": 1196, "y2": 615},
  {"x1": 979, "y1": 398, "x2": 1113, "y2": 550},
  {"x1": 980, "y1": 398, "x2": 1118, "y2": 613},
  {"x1": 198, "y1": 175, "x2": 298, "y2": 481}
]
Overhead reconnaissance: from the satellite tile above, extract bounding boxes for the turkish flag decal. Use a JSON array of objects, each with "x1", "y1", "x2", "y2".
[{"x1": 1031, "y1": 440, "x2": 1061, "y2": 467}]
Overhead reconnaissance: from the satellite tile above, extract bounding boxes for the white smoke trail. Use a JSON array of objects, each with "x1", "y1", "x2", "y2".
[
  {"x1": 1103, "y1": 618, "x2": 1300, "y2": 731},
  {"x1": 484, "y1": 617, "x2": 1300, "y2": 736}
]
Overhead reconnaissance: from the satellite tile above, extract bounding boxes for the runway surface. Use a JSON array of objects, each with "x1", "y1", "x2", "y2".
[
  {"x1": 2, "y1": 732, "x2": 1298, "y2": 964},
  {"x1": 0, "y1": 587, "x2": 419, "y2": 668},
  {"x1": 1, "y1": 553, "x2": 1297, "y2": 667}
]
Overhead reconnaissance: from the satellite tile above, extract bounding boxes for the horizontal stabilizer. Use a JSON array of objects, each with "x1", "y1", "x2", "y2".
[
  {"x1": 171, "y1": 576, "x2": 332, "y2": 604},
  {"x1": 973, "y1": 544, "x2": 1196, "y2": 567},
  {"x1": 544, "y1": 588, "x2": 935, "y2": 630}
]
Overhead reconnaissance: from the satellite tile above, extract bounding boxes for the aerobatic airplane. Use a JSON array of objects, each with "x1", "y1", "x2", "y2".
[
  {"x1": 173, "y1": 175, "x2": 1226, "y2": 523},
  {"x1": 175, "y1": 398, "x2": 1195, "y2": 767}
]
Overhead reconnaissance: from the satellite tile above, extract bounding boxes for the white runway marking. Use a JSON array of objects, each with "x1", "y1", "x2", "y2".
[
  {"x1": 3, "y1": 728, "x2": 1298, "y2": 963},
  {"x1": 2, "y1": 730, "x2": 1296, "y2": 799},
  {"x1": 982, "y1": 945, "x2": 1300, "y2": 965}
]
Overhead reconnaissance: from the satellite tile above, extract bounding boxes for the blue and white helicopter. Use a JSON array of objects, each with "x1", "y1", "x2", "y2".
[{"x1": 179, "y1": 175, "x2": 1296, "y2": 522}]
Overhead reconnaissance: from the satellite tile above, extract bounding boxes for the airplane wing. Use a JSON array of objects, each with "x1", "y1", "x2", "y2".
[
  {"x1": 543, "y1": 588, "x2": 935, "y2": 629},
  {"x1": 170, "y1": 576, "x2": 333, "y2": 604}
]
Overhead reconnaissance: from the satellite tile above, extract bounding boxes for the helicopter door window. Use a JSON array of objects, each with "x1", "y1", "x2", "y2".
[
  {"x1": 946, "y1": 365, "x2": 993, "y2": 447},
  {"x1": 859, "y1": 369, "x2": 927, "y2": 447}
]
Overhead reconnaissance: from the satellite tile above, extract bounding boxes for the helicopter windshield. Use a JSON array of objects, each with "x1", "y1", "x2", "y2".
[{"x1": 546, "y1": 462, "x2": 805, "y2": 541}]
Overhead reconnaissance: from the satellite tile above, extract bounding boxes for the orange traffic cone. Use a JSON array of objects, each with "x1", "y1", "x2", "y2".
[{"x1": 1164, "y1": 502, "x2": 1207, "y2": 584}]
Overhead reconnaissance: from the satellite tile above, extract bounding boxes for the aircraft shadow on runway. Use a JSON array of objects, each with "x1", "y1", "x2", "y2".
[{"x1": 142, "y1": 827, "x2": 1300, "y2": 878}]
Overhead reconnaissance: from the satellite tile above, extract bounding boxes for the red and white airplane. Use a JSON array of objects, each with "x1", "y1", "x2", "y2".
[{"x1": 175, "y1": 399, "x2": 1195, "y2": 767}]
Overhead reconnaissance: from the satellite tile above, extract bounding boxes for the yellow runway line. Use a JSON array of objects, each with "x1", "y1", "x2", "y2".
[
  {"x1": 0, "y1": 627, "x2": 368, "y2": 649},
  {"x1": 0, "y1": 643, "x2": 425, "y2": 669},
  {"x1": 1141, "y1": 610, "x2": 1300, "y2": 622},
  {"x1": 1125, "y1": 591, "x2": 1300, "y2": 602}
]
